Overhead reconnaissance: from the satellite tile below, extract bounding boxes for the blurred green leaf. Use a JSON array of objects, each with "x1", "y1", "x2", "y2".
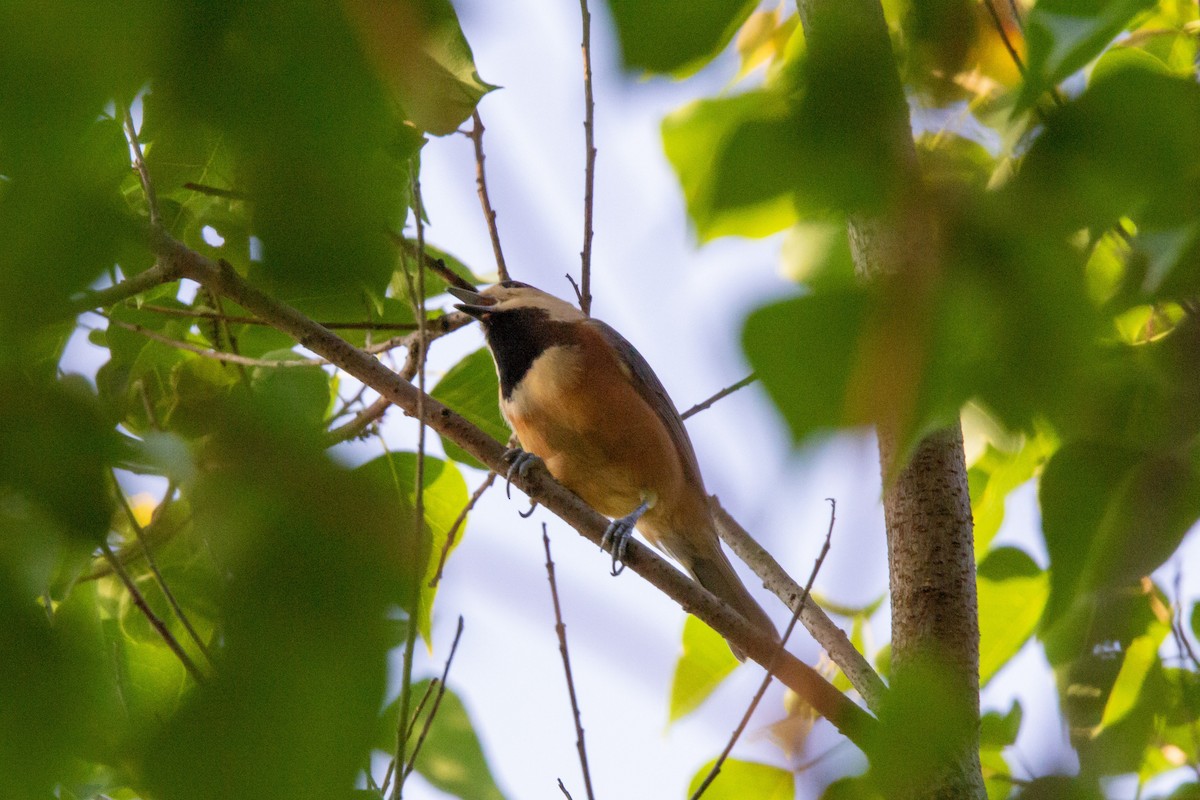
[
  {"x1": 1040, "y1": 441, "x2": 1200, "y2": 630},
  {"x1": 431, "y1": 348, "x2": 509, "y2": 469},
  {"x1": 344, "y1": 0, "x2": 495, "y2": 135},
  {"x1": 250, "y1": 350, "x2": 331, "y2": 433},
  {"x1": 608, "y1": 0, "x2": 758, "y2": 76},
  {"x1": 668, "y1": 615, "x2": 739, "y2": 722},
  {"x1": 356, "y1": 453, "x2": 468, "y2": 643},
  {"x1": 1014, "y1": 66, "x2": 1200, "y2": 235},
  {"x1": 979, "y1": 700, "x2": 1022, "y2": 748},
  {"x1": 1018, "y1": 0, "x2": 1157, "y2": 109},
  {"x1": 144, "y1": 403, "x2": 413, "y2": 800},
  {"x1": 1098, "y1": 612, "x2": 1170, "y2": 729},
  {"x1": 978, "y1": 547, "x2": 1048, "y2": 687},
  {"x1": 153, "y1": 3, "x2": 416, "y2": 308},
  {"x1": 663, "y1": 90, "x2": 801, "y2": 241},
  {"x1": 687, "y1": 758, "x2": 793, "y2": 800},
  {"x1": 402, "y1": 678, "x2": 507, "y2": 800},
  {"x1": 0, "y1": 374, "x2": 116, "y2": 543}
]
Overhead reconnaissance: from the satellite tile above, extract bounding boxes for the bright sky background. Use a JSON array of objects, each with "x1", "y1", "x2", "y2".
[{"x1": 58, "y1": 1, "x2": 1200, "y2": 797}]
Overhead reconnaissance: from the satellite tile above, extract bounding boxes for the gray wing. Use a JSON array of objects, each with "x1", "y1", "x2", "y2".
[{"x1": 587, "y1": 319, "x2": 706, "y2": 489}]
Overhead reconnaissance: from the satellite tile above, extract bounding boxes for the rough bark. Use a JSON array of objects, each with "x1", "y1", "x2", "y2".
[{"x1": 795, "y1": 0, "x2": 984, "y2": 796}]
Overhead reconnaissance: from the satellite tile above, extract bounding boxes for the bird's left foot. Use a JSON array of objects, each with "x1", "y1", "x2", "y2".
[
  {"x1": 600, "y1": 499, "x2": 652, "y2": 577},
  {"x1": 502, "y1": 448, "x2": 543, "y2": 500}
]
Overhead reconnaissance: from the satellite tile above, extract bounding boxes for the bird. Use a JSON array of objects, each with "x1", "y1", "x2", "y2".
[{"x1": 449, "y1": 281, "x2": 777, "y2": 653}]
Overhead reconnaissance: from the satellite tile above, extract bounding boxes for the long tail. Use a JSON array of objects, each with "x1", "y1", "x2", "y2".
[{"x1": 688, "y1": 546, "x2": 778, "y2": 660}]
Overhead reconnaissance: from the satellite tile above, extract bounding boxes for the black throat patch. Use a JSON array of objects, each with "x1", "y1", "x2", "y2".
[{"x1": 481, "y1": 308, "x2": 574, "y2": 399}]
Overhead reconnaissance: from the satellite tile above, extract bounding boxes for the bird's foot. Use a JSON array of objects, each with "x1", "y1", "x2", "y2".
[
  {"x1": 502, "y1": 448, "x2": 543, "y2": 500},
  {"x1": 600, "y1": 499, "x2": 652, "y2": 577}
]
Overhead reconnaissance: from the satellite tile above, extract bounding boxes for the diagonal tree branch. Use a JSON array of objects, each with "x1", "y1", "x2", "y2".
[{"x1": 146, "y1": 227, "x2": 876, "y2": 748}]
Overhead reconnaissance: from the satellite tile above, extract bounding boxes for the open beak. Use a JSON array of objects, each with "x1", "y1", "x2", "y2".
[{"x1": 447, "y1": 286, "x2": 495, "y2": 319}]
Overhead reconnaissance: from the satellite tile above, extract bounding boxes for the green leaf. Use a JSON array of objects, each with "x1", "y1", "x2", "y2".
[
  {"x1": 404, "y1": 678, "x2": 508, "y2": 800},
  {"x1": 250, "y1": 350, "x2": 332, "y2": 434},
  {"x1": 1014, "y1": 66, "x2": 1200, "y2": 234},
  {"x1": 978, "y1": 547, "x2": 1048, "y2": 687},
  {"x1": 144, "y1": 404, "x2": 414, "y2": 800},
  {"x1": 1018, "y1": 0, "x2": 1157, "y2": 109},
  {"x1": 687, "y1": 758, "x2": 794, "y2": 800},
  {"x1": 1039, "y1": 441, "x2": 1200, "y2": 630},
  {"x1": 0, "y1": 374, "x2": 116, "y2": 543},
  {"x1": 669, "y1": 616, "x2": 740, "y2": 722},
  {"x1": 431, "y1": 349, "x2": 509, "y2": 468},
  {"x1": 969, "y1": 431, "x2": 1058, "y2": 557},
  {"x1": 1098, "y1": 613, "x2": 1170, "y2": 729},
  {"x1": 608, "y1": 0, "x2": 758, "y2": 76},
  {"x1": 663, "y1": 90, "x2": 802, "y2": 241},
  {"x1": 980, "y1": 700, "x2": 1023, "y2": 748},
  {"x1": 356, "y1": 453, "x2": 469, "y2": 643},
  {"x1": 344, "y1": 0, "x2": 495, "y2": 135}
]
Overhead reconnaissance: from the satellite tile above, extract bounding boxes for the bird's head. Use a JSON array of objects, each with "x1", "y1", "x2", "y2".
[{"x1": 448, "y1": 281, "x2": 585, "y2": 325}]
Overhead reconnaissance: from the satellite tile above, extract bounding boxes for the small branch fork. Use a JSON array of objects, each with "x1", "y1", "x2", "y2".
[
  {"x1": 691, "y1": 500, "x2": 837, "y2": 800},
  {"x1": 543, "y1": 526, "x2": 597, "y2": 800},
  {"x1": 577, "y1": 0, "x2": 597, "y2": 316},
  {"x1": 680, "y1": 374, "x2": 756, "y2": 420}
]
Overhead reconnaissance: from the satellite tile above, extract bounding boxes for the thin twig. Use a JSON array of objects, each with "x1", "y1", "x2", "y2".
[
  {"x1": 112, "y1": 476, "x2": 213, "y2": 665},
  {"x1": 100, "y1": 541, "x2": 207, "y2": 684},
  {"x1": 577, "y1": 0, "x2": 596, "y2": 316},
  {"x1": 543, "y1": 526, "x2": 597, "y2": 800},
  {"x1": 393, "y1": 172, "x2": 432, "y2": 800},
  {"x1": 711, "y1": 499, "x2": 886, "y2": 712},
  {"x1": 140, "y1": 303, "x2": 422, "y2": 332},
  {"x1": 121, "y1": 102, "x2": 161, "y2": 227},
  {"x1": 325, "y1": 395, "x2": 392, "y2": 446},
  {"x1": 680, "y1": 374, "x2": 757, "y2": 420},
  {"x1": 183, "y1": 182, "x2": 246, "y2": 200},
  {"x1": 1170, "y1": 566, "x2": 1200, "y2": 782},
  {"x1": 558, "y1": 779, "x2": 576, "y2": 799},
  {"x1": 402, "y1": 616, "x2": 467, "y2": 781},
  {"x1": 388, "y1": 231, "x2": 477, "y2": 292},
  {"x1": 981, "y1": 0, "x2": 1026, "y2": 77},
  {"x1": 430, "y1": 472, "x2": 498, "y2": 587},
  {"x1": 99, "y1": 313, "x2": 325, "y2": 368},
  {"x1": 466, "y1": 111, "x2": 510, "y2": 282},
  {"x1": 70, "y1": 259, "x2": 184, "y2": 313},
  {"x1": 382, "y1": 679, "x2": 439, "y2": 796},
  {"x1": 691, "y1": 499, "x2": 838, "y2": 800}
]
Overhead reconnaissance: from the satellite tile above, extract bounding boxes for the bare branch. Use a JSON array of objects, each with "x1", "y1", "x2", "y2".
[
  {"x1": 183, "y1": 182, "x2": 246, "y2": 200},
  {"x1": 113, "y1": 476, "x2": 213, "y2": 666},
  {"x1": 402, "y1": 616, "x2": 467, "y2": 781},
  {"x1": 544, "y1": 526, "x2": 597, "y2": 800},
  {"x1": 70, "y1": 259, "x2": 184, "y2": 314},
  {"x1": 692, "y1": 500, "x2": 836, "y2": 800},
  {"x1": 148, "y1": 229, "x2": 876, "y2": 747},
  {"x1": 121, "y1": 102, "x2": 161, "y2": 227},
  {"x1": 577, "y1": 0, "x2": 596, "y2": 316},
  {"x1": 680, "y1": 374, "x2": 757, "y2": 420},
  {"x1": 466, "y1": 111, "x2": 510, "y2": 282},
  {"x1": 100, "y1": 313, "x2": 325, "y2": 368},
  {"x1": 711, "y1": 499, "x2": 886, "y2": 713},
  {"x1": 325, "y1": 395, "x2": 392, "y2": 446},
  {"x1": 140, "y1": 303, "x2": 423, "y2": 332},
  {"x1": 100, "y1": 540, "x2": 207, "y2": 684}
]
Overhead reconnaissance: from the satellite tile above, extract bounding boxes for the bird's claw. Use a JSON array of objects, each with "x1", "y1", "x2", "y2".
[
  {"x1": 502, "y1": 448, "x2": 543, "y2": 500},
  {"x1": 600, "y1": 519, "x2": 634, "y2": 576},
  {"x1": 518, "y1": 499, "x2": 539, "y2": 518}
]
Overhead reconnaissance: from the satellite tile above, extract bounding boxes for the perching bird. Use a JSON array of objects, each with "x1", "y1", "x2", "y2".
[{"x1": 450, "y1": 281, "x2": 777, "y2": 650}]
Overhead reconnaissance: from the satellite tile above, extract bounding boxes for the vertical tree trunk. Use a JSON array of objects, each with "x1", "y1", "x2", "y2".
[{"x1": 795, "y1": 0, "x2": 984, "y2": 796}]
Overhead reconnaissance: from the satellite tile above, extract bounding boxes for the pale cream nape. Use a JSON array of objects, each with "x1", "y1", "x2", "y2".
[{"x1": 478, "y1": 284, "x2": 586, "y2": 323}]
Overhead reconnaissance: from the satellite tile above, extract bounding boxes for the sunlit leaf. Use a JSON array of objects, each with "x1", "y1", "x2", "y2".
[
  {"x1": 668, "y1": 615, "x2": 739, "y2": 722},
  {"x1": 978, "y1": 547, "x2": 1048, "y2": 687},
  {"x1": 968, "y1": 432, "x2": 1057, "y2": 557},
  {"x1": 687, "y1": 758, "x2": 794, "y2": 800}
]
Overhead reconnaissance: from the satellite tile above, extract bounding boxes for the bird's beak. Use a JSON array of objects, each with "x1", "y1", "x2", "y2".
[{"x1": 448, "y1": 286, "x2": 495, "y2": 319}]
